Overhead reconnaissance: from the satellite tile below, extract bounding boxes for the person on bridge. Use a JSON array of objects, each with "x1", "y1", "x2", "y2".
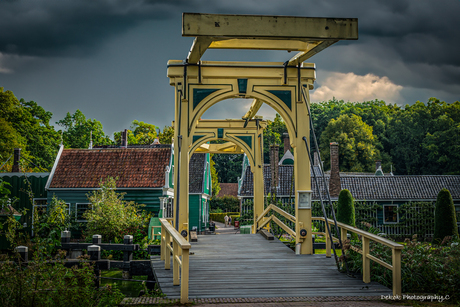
[{"x1": 224, "y1": 215, "x2": 229, "y2": 227}]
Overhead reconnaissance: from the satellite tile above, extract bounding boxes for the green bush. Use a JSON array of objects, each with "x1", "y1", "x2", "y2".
[
  {"x1": 345, "y1": 231, "x2": 460, "y2": 302},
  {"x1": 84, "y1": 177, "x2": 147, "y2": 242},
  {"x1": 210, "y1": 195, "x2": 240, "y2": 212},
  {"x1": 433, "y1": 188, "x2": 458, "y2": 244},
  {"x1": 337, "y1": 189, "x2": 355, "y2": 227},
  {"x1": 209, "y1": 212, "x2": 239, "y2": 223}
]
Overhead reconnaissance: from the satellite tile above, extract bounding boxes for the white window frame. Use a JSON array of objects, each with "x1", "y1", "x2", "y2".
[
  {"x1": 383, "y1": 204, "x2": 399, "y2": 224},
  {"x1": 76, "y1": 203, "x2": 91, "y2": 222}
]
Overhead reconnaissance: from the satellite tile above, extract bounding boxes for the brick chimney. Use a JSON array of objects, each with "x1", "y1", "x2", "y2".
[
  {"x1": 283, "y1": 133, "x2": 291, "y2": 153},
  {"x1": 329, "y1": 142, "x2": 341, "y2": 197},
  {"x1": 12, "y1": 148, "x2": 21, "y2": 172},
  {"x1": 121, "y1": 129, "x2": 128, "y2": 148},
  {"x1": 375, "y1": 160, "x2": 382, "y2": 171},
  {"x1": 269, "y1": 144, "x2": 279, "y2": 196}
]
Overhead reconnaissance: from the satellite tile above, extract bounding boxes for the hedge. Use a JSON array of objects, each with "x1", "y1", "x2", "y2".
[{"x1": 210, "y1": 212, "x2": 240, "y2": 224}]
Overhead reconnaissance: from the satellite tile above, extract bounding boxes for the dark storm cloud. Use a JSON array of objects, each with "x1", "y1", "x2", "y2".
[{"x1": 0, "y1": 0, "x2": 197, "y2": 56}]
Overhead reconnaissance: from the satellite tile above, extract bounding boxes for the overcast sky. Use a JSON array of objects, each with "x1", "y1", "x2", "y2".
[{"x1": 1, "y1": 0, "x2": 459, "y2": 137}]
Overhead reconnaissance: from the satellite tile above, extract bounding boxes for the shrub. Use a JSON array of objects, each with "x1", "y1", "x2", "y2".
[
  {"x1": 209, "y1": 212, "x2": 239, "y2": 224},
  {"x1": 433, "y1": 188, "x2": 458, "y2": 244},
  {"x1": 345, "y1": 231, "x2": 460, "y2": 301},
  {"x1": 210, "y1": 195, "x2": 240, "y2": 212},
  {"x1": 337, "y1": 189, "x2": 355, "y2": 227},
  {"x1": 84, "y1": 177, "x2": 146, "y2": 243}
]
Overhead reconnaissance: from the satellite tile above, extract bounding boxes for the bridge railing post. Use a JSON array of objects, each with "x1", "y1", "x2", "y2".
[
  {"x1": 181, "y1": 248, "x2": 189, "y2": 303},
  {"x1": 392, "y1": 248, "x2": 402, "y2": 296},
  {"x1": 325, "y1": 222, "x2": 331, "y2": 258},
  {"x1": 362, "y1": 236, "x2": 371, "y2": 284},
  {"x1": 173, "y1": 241, "x2": 180, "y2": 285}
]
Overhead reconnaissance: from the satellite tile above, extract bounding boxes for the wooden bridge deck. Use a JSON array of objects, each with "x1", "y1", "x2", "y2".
[{"x1": 151, "y1": 234, "x2": 392, "y2": 299}]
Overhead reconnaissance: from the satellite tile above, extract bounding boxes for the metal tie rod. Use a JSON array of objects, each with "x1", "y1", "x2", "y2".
[{"x1": 301, "y1": 87, "x2": 352, "y2": 276}]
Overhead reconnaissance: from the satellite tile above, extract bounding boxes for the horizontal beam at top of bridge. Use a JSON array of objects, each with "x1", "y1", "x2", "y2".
[
  {"x1": 183, "y1": 13, "x2": 358, "y2": 40},
  {"x1": 195, "y1": 142, "x2": 245, "y2": 154},
  {"x1": 167, "y1": 60, "x2": 316, "y2": 82},
  {"x1": 194, "y1": 119, "x2": 267, "y2": 129},
  {"x1": 182, "y1": 13, "x2": 358, "y2": 64}
]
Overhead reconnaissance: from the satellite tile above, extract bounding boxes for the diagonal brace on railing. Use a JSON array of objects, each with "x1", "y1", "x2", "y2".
[{"x1": 256, "y1": 204, "x2": 296, "y2": 238}]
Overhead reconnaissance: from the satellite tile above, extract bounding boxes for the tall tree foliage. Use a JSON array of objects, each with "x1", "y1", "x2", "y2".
[
  {"x1": 113, "y1": 120, "x2": 158, "y2": 145},
  {"x1": 56, "y1": 109, "x2": 113, "y2": 149},
  {"x1": 0, "y1": 88, "x2": 60, "y2": 171},
  {"x1": 320, "y1": 114, "x2": 379, "y2": 172},
  {"x1": 212, "y1": 154, "x2": 243, "y2": 183}
]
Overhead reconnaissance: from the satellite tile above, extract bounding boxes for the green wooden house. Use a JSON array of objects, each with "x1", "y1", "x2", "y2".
[
  {"x1": 45, "y1": 144, "x2": 211, "y2": 234},
  {"x1": 0, "y1": 172, "x2": 49, "y2": 249}
]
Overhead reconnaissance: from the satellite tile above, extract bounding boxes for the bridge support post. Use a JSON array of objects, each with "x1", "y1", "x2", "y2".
[
  {"x1": 294, "y1": 92, "x2": 313, "y2": 255},
  {"x1": 174, "y1": 96, "x2": 190, "y2": 240},
  {"x1": 253, "y1": 124, "x2": 265, "y2": 233}
]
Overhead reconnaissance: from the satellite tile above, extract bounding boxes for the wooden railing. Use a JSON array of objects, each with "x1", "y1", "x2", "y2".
[
  {"x1": 312, "y1": 217, "x2": 403, "y2": 296},
  {"x1": 256, "y1": 204, "x2": 296, "y2": 238},
  {"x1": 160, "y1": 218, "x2": 191, "y2": 303}
]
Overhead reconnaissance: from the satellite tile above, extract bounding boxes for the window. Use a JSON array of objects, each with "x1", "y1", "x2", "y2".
[
  {"x1": 164, "y1": 198, "x2": 173, "y2": 218},
  {"x1": 76, "y1": 203, "x2": 91, "y2": 222},
  {"x1": 383, "y1": 205, "x2": 398, "y2": 224}
]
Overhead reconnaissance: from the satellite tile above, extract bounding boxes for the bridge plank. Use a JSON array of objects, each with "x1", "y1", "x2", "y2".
[{"x1": 152, "y1": 234, "x2": 392, "y2": 299}]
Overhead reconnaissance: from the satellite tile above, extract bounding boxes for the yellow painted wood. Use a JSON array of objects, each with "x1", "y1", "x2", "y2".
[
  {"x1": 272, "y1": 216, "x2": 296, "y2": 238},
  {"x1": 160, "y1": 224, "x2": 165, "y2": 261},
  {"x1": 325, "y1": 228, "x2": 331, "y2": 258},
  {"x1": 164, "y1": 231, "x2": 171, "y2": 270},
  {"x1": 256, "y1": 204, "x2": 296, "y2": 224},
  {"x1": 160, "y1": 218, "x2": 191, "y2": 250},
  {"x1": 288, "y1": 40, "x2": 338, "y2": 66},
  {"x1": 242, "y1": 99, "x2": 263, "y2": 120},
  {"x1": 209, "y1": 39, "x2": 318, "y2": 51},
  {"x1": 182, "y1": 14, "x2": 357, "y2": 64},
  {"x1": 173, "y1": 243, "x2": 180, "y2": 285},
  {"x1": 312, "y1": 216, "x2": 403, "y2": 294},
  {"x1": 159, "y1": 218, "x2": 191, "y2": 302},
  {"x1": 392, "y1": 249, "x2": 402, "y2": 296},
  {"x1": 362, "y1": 236, "x2": 371, "y2": 283},
  {"x1": 313, "y1": 217, "x2": 404, "y2": 249},
  {"x1": 341, "y1": 227, "x2": 348, "y2": 244},
  {"x1": 187, "y1": 37, "x2": 213, "y2": 63},
  {"x1": 183, "y1": 13, "x2": 358, "y2": 39},
  {"x1": 181, "y1": 250, "x2": 189, "y2": 303},
  {"x1": 367, "y1": 253, "x2": 393, "y2": 271}
]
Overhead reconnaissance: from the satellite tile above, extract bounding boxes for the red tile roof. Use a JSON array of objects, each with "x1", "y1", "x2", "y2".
[
  {"x1": 49, "y1": 147, "x2": 171, "y2": 188},
  {"x1": 218, "y1": 183, "x2": 238, "y2": 197}
]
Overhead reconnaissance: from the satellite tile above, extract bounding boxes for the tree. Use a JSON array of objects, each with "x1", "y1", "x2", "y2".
[
  {"x1": 337, "y1": 189, "x2": 355, "y2": 227},
  {"x1": 113, "y1": 120, "x2": 158, "y2": 145},
  {"x1": 0, "y1": 87, "x2": 61, "y2": 171},
  {"x1": 83, "y1": 177, "x2": 145, "y2": 242},
  {"x1": 158, "y1": 125, "x2": 174, "y2": 144},
  {"x1": 212, "y1": 154, "x2": 243, "y2": 183},
  {"x1": 433, "y1": 188, "x2": 458, "y2": 244},
  {"x1": 56, "y1": 110, "x2": 113, "y2": 149},
  {"x1": 320, "y1": 114, "x2": 380, "y2": 172},
  {"x1": 387, "y1": 98, "x2": 460, "y2": 175},
  {"x1": 209, "y1": 154, "x2": 220, "y2": 196},
  {"x1": 263, "y1": 113, "x2": 287, "y2": 163}
]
